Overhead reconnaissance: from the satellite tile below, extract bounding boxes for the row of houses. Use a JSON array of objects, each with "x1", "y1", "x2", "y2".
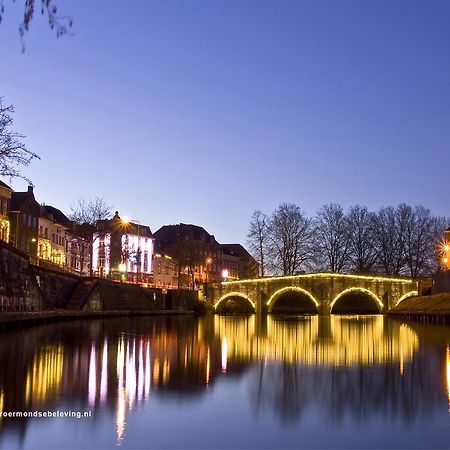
[{"x1": 0, "y1": 180, "x2": 258, "y2": 289}]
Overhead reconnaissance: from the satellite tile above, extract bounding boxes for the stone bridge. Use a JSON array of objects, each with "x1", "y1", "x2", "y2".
[{"x1": 205, "y1": 273, "x2": 419, "y2": 315}]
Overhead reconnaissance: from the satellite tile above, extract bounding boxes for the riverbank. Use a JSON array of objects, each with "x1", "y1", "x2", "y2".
[
  {"x1": 0, "y1": 309, "x2": 191, "y2": 330},
  {"x1": 388, "y1": 292, "x2": 450, "y2": 324}
]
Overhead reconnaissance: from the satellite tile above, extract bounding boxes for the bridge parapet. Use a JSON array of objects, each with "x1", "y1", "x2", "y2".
[{"x1": 205, "y1": 273, "x2": 419, "y2": 315}]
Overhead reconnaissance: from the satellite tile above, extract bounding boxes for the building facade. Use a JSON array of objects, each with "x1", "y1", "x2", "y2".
[
  {"x1": 0, "y1": 180, "x2": 12, "y2": 243},
  {"x1": 153, "y1": 253, "x2": 179, "y2": 289},
  {"x1": 92, "y1": 212, "x2": 155, "y2": 283},
  {"x1": 9, "y1": 186, "x2": 40, "y2": 258},
  {"x1": 153, "y1": 223, "x2": 259, "y2": 288},
  {"x1": 38, "y1": 205, "x2": 70, "y2": 268}
]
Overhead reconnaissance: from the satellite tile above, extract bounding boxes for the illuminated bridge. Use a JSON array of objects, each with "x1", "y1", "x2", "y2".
[{"x1": 205, "y1": 273, "x2": 419, "y2": 315}]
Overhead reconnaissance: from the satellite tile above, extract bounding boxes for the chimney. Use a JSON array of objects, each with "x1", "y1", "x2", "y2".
[{"x1": 27, "y1": 185, "x2": 33, "y2": 193}]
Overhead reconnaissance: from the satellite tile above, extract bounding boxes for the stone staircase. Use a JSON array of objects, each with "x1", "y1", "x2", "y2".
[{"x1": 66, "y1": 279, "x2": 98, "y2": 310}]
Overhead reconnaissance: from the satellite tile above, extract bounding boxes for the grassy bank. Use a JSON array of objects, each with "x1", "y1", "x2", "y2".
[{"x1": 389, "y1": 292, "x2": 450, "y2": 324}]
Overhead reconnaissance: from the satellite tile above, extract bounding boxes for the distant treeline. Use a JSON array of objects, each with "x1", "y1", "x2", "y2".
[{"x1": 247, "y1": 203, "x2": 448, "y2": 277}]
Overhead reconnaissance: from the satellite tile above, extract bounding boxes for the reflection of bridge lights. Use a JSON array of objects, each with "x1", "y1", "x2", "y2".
[{"x1": 214, "y1": 317, "x2": 418, "y2": 366}]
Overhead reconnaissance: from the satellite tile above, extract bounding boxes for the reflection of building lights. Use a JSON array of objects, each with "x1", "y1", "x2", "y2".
[
  {"x1": 116, "y1": 337, "x2": 125, "y2": 446},
  {"x1": 25, "y1": 345, "x2": 64, "y2": 405},
  {"x1": 206, "y1": 348, "x2": 211, "y2": 385},
  {"x1": 221, "y1": 338, "x2": 228, "y2": 373},
  {"x1": 0, "y1": 389, "x2": 3, "y2": 423},
  {"x1": 144, "y1": 344, "x2": 151, "y2": 399},
  {"x1": 100, "y1": 339, "x2": 108, "y2": 405},
  {"x1": 88, "y1": 345, "x2": 97, "y2": 406},
  {"x1": 446, "y1": 347, "x2": 450, "y2": 412}
]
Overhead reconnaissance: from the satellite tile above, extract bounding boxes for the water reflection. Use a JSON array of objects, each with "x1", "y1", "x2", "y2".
[{"x1": 0, "y1": 315, "x2": 448, "y2": 448}]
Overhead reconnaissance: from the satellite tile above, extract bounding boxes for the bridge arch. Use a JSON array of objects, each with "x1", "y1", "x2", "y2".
[
  {"x1": 330, "y1": 287, "x2": 383, "y2": 314},
  {"x1": 267, "y1": 287, "x2": 319, "y2": 314},
  {"x1": 214, "y1": 292, "x2": 256, "y2": 314},
  {"x1": 394, "y1": 291, "x2": 419, "y2": 307}
]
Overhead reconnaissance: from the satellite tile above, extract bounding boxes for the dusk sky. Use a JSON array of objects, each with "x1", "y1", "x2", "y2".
[{"x1": 0, "y1": 0, "x2": 449, "y2": 244}]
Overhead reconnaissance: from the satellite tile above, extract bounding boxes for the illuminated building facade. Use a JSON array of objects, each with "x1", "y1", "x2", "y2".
[
  {"x1": 0, "y1": 180, "x2": 12, "y2": 243},
  {"x1": 153, "y1": 253, "x2": 179, "y2": 289},
  {"x1": 92, "y1": 212, "x2": 154, "y2": 283},
  {"x1": 9, "y1": 186, "x2": 39, "y2": 258},
  {"x1": 38, "y1": 205, "x2": 70, "y2": 268}
]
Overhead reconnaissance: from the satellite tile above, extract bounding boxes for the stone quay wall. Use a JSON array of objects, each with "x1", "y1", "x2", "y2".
[{"x1": 0, "y1": 240, "x2": 198, "y2": 314}]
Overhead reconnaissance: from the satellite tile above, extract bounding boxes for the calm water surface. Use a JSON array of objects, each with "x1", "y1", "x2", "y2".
[{"x1": 0, "y1": 315, "x2": 449, "y2": 449}]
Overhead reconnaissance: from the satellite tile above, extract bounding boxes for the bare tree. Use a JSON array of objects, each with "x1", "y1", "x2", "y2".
[
  {"x1": 0, "y1": 0, "x2": 72, "y2": 50},
  {"x1": 0, "y1": 98, "x2": 39, "y2": 182},
  {"x1": 372, "y1": 204, "x2": 410, "y2": 276},
  {"x1": 69, "y1": 197, "x2": 112, "y2": 275},
  {"x1": 313, "y1": 203, "x2": 350, "y2": 273},
  {"x1": 167, "y1": 240, "x2": 209, "y2": 289},
  {"x1": 268, "y1": 203, "x2": 314, "y2": 275},
  {"x1": 346, "y1": 205, "x2": 377, "y2": 274},
  {"x1": 247, "y1": 210, "x2": 269, "y2": 277},
  {"x1": 403, "y1": 206, "x2": 435, "y2": 277}
]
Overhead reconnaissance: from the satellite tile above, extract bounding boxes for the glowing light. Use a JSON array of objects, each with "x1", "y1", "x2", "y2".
[
  {"x1": 214, "y1": 292, "x2": 256, "y2": 311},
  {"x1": 118, "y1": 262, "x2": 127, "y2": 272},
  {"x1": 221, "y1": 272, "x2": 417, "y2": 285},
  {"x1": 222, "y1": 269, "x2": 229, "y2": 280},
  {"x1": 122, "y1": 217, "x2": 130, "y2": 225},
  {"x1": 330, "y1": 287, "x2": 383, "y2": 312},
  {"x1": 445, "y1": 245, "x2": 450, "y2": 252},
  {"x1": 266, "y1": 286, "x2": 319, "y2": 311},
  {"x1": 0, "y1": 218, "x2": 10, "y2": 243},
  {"x1": 395, "y1": 291, "x2": 419, "y2": 307}
]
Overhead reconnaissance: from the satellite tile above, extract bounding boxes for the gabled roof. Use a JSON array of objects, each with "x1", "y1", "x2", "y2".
[
  {"x1": 96, "y1": 212, "x2": 153, "y2": 238},
  {"x1": 10, "y1": 186, "x2": 38, "y2": 211},
  {"x1": 0, "y1": 179, "x2": 12, "y2": 191},
  {"x1": 40, "y1": 205, "x2": 71, "y2": 227},
  {"x1": 220, "y1": 243, "x2": 254, "y2": 261}
]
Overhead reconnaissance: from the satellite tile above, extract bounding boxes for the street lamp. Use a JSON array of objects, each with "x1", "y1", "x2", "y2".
[{"x1": 205, "y1": 257, "x2": 212, "y2": 283}]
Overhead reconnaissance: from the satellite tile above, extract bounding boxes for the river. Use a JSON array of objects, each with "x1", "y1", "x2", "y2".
[{"x1": 0, "y1": 315, "x2": 449, "y2": 449}]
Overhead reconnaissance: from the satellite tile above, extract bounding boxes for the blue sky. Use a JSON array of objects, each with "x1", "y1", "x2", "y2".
[{"x1": 0, "y1": 0, "x2": 449, "y2": 244}]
